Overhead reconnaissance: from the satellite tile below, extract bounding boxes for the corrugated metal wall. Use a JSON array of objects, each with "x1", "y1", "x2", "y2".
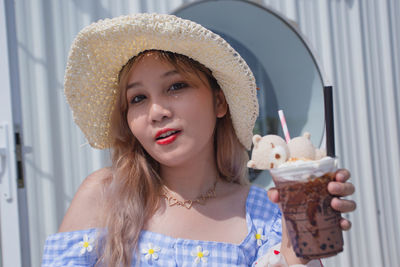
[{"x1": 9, "y1": 0, "x2": 399, "y2": 266}]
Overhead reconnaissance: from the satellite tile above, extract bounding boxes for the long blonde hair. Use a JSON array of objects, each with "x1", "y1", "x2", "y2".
[{"x1": 99, "y1": 50, "x2": 249, "y2": 266}]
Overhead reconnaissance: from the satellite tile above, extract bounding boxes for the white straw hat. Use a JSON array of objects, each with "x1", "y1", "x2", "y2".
[{"x1": 65, "y1": 13, "x2": 258, "y2": 150}]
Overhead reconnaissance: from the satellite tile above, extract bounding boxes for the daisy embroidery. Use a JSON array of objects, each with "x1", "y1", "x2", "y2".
[
  {"x1": 141, "y1": 243, "x2": 161, "y2": 262},
  {"x1": 254, "y1": 228, "x2": 267, "y2": 246},
  {"x1": 191, "y1": 246, "x2": 210, "y2": 265},
  {"x1": 78, "y1": 234, "x2": 94, "y2": 255}
]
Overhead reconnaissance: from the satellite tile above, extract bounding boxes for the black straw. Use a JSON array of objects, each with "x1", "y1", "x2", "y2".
[{"x1": 324, "y1": 86, "x2": 335, "y2": 157}]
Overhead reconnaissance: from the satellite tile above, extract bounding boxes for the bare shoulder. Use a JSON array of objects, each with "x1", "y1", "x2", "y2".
[{"x1": 58, "y1": 167, "x2": 112, "y2": 232}]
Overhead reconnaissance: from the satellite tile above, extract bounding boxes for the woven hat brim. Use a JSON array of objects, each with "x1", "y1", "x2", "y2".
[{"x1": 64, "y1": 13, "x2": 258, "y2": 150}]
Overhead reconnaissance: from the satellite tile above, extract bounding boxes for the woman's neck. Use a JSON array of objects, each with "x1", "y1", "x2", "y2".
[{"x1": 159, "y1": 152, "x2": 219, "y2": 200}]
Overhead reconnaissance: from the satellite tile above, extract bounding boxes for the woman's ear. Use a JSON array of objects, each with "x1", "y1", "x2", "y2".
[{"x1": 214, "y1": 90, "x2": 228, "y2": 118}]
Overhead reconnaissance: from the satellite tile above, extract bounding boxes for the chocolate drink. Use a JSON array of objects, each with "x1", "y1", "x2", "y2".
[{"x1": 276, "y1": 173, "x2": 343, "y2": 259}]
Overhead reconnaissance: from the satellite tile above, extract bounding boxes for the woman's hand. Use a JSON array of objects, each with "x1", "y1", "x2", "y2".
[{"x1": 327, "y1": 169, "x2": 356, "y2": 230}]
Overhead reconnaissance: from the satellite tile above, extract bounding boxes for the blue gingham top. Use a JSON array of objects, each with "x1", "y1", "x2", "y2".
[{"x1": 42, "y1": 185, "x2": 282, "y2": 266}]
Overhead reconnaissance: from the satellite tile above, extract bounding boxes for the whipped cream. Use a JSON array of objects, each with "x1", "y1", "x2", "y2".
[
  {"x1": 278, "y1": 157, "x2": 333, "y2": 168},
  {"x1": 270, "y1": 157, "x2": 337, "y2": 182}
]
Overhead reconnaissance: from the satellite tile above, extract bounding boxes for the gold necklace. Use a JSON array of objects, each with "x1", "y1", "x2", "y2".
[{"x1": 160, "y1": 180, "x2": 218, "y2": 209}]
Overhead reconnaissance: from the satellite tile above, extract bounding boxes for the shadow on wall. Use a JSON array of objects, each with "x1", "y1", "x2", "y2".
[
  {"x1": 346, "y1": 0, "x2": 355, "y2": 8},
  {"x1": 72, "y1": 0, "x2": 111, "y2": 21},
  {"x1": 26, "y1": 0, "x2": 113, "y2": 227}
]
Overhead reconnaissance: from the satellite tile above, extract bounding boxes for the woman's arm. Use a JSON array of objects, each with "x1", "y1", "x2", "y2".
[{"x1": 58, "y1": 168, "x2": 111, "y2": 232}]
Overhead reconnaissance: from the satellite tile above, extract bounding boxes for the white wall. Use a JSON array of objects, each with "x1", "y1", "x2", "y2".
[{"x1": 8, "y1": 0, "x2": 399, "y2": 266}]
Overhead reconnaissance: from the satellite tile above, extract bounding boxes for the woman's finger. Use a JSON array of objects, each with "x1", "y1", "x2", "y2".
[
  {"x1": 335, "y1": 169, "x2": 351, "y2": 182},
  {"x1": 340, "y1": 218, "x2": 352, "y2": 231},
  {"x1": 328, "y1": 181, "x2": 355, "y2": 196},
  {"x1": 267, "y1": 188, "x2": 279, "y2": 203},
  {"x1": 331, "y1": 197, "x2": 357, "y2": 213}
]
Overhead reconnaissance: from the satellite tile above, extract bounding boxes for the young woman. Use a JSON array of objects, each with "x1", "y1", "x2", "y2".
[{"x1": 42, "y1": 14, "x2": 356, "y2": 266}]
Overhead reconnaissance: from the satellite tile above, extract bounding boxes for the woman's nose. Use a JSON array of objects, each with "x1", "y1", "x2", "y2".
[{"x1": 148, "y1": 102, "x2": 172, "y2": 123}]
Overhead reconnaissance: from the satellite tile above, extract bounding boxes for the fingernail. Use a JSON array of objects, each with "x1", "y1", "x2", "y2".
[{"x1": 336, "y1": 172, "x2": 345, "y2": 181}]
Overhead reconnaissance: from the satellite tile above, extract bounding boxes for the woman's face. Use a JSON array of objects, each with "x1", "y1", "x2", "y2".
[{"x1": 125, "y1": 53, "x2": 227, "y2": 167}]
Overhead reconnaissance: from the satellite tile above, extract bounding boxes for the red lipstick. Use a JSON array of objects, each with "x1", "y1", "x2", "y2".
[{"x1": 155, "y1": 128, "x2": 181, "y2": 145}]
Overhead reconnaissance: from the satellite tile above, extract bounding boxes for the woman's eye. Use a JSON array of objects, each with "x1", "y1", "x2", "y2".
[
  {"x1": 130, "y1": 95, "x2": 146, "y2": 104},
  {"x1": 169, "y1": 82, "x2": 188, "y2": 92}
]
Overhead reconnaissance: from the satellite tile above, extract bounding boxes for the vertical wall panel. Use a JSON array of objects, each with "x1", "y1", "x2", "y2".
[
  {"x1": 360, "y1": 1, "x2": 400, "y2": 266},
  {"x1": 260, "y1": 0, "x2": 400, "y2": 266},
  {"x1": 326, "y1": 1, "x2": 380, "y2": 266},
  {"x1": 8, "y1": 0, "x2": 399, "y2": 266}
]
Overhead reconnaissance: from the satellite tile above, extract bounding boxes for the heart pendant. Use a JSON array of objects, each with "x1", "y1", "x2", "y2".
[
  {"x1": 167, "y1": 197, "x2": 178, "y2": 206},
  {"x1": 183, "y1": 200, "x2": 193, "y2": 209}
]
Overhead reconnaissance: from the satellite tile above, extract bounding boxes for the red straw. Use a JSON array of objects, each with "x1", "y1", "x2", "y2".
[{"x1": 278, "y1": 110, "x2": 291, "y2": 143}]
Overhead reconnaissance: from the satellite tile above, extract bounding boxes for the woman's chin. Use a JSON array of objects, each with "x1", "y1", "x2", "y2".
[
  {"x1": 153, "y1": 153, "x2": 192, "y2": 168},
  {"x1": 146, "y1": 138, "x2": 214, "y2": 168},
  {"x1": 150, "y1": 147, "x2": 202, "y2": 168}
]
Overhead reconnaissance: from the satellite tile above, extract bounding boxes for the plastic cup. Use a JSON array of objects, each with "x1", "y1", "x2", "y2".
[{"x1": 269, "y1": 157, "x2": 343, "y2": 259}]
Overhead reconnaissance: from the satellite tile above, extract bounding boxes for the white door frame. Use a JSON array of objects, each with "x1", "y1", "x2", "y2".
[{"x1": 0, "y1": 0, "x2": 29, "y2": 266}]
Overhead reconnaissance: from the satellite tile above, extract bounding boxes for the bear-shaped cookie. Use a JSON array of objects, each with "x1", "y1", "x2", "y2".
[
  {"x1": 247, "y1": 134, "x2": 289, "y2": 170},
  {"x1": 288, "y1": 132, "x2": 326, "y2": 161},
  {"x1": 247, "y1": 132, "x2": 326, "y2": 170}
]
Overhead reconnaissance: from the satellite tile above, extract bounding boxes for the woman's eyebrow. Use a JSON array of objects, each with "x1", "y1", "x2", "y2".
[
  {"x1": 126, "y1": 82, "x2": 141, "y2": 91},
  {"x1": 162, "y1": 69, "x2": 179, "y2": 78},
  {"x1": 126, "y1": 70, "x2": 180, "y2": 90}
]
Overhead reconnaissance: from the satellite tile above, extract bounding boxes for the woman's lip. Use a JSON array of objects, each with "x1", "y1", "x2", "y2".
[
  {"x1": 156, "y1": 131, "x2": 181, "y2": 145},
  {"x1": 155, "y1": 128, "x2": 181, "y2": 139}
]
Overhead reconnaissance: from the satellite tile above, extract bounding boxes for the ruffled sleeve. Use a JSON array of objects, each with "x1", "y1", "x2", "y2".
[
  {"x1": 41, "y1": 228, "x2": 100, "y2": 267},
  {"x1": 244, "y1": 186, "x2": 282, "y2": 266},
  {"x1": 254, "y1": 207, "x2": 282, "y2": 261}
]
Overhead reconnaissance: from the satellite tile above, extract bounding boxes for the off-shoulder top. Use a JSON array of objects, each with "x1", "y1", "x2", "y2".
[{"x1": 42, "y1": 185, "x2": 282, "y2": 266}]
